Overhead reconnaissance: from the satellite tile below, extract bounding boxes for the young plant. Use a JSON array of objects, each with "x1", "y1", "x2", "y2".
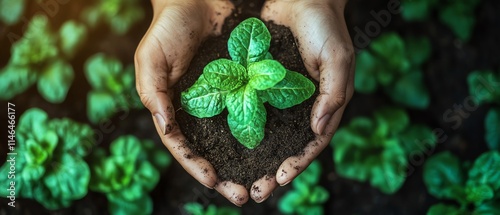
[
  {"x1": 89, "y1": 135, "x2": 171, "y2": 215},
  {"x1": 355, "y1": 32, "x2": 431, "y2": 109},
  {"x1": 84, "y1": 53, "x2": 143, "y2": 124},
  {"x1": 278, "y1": 160, "x2": 329, "y2": 215},
  {"x1": 467, "y1": 70, "x2": 500, "y2": 106},
  {"x1": 0, "y1": 14, "x2": 87, "y2": 103},
  {"x1": 181, "y1": 17, "x2": 315, "y2": 149},
  {"x1": 81, "y1": 0, "x2": 144, "y2": 35},
  {"x1": 0, "y1": 0, "x2": 24, "y2": 25},
  {"x1": 0, "y1": 108, "x2": 94, "y2": 210},
  {"x1": 330, "y1": 107, "x2": 437, "y2": 193},
  {"x1": 401, "y1": 0, "x2": 481, "y2": 41},
  {"x1": 423, "y1": 151, "x2": 500, "y2": 214},
  {"x1": 183, "y1": 202, "x2": 240, "y2": 215}
]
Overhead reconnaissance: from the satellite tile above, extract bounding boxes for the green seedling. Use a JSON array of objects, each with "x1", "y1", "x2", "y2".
[
  {"x1": 89, "y1": 135, "x2": 171, "y2": 215},
  {"x1": 181, "y1": 17, "x2": 315, "y2": 149},
  {"x1": 331, "y1": 107, "x2": 437, "y2": 193},
  {"x1": 423, "y1": 151, "x2": 500, "y2": 214},
  {"x1": 0, "y1": 108, "x2": 94, "y2": 210}
]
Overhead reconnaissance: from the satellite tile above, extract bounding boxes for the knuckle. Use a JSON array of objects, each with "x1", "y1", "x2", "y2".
[{"x1": 331, "y1": 91, "x2": 347, "y2": 108}]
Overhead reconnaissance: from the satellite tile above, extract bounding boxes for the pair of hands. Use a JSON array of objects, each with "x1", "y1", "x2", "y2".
[{"x1": 135, "y1": 0, "x2": 354, "y2": 206}]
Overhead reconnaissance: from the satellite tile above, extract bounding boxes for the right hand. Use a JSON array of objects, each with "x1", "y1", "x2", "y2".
[{"x1": 134, "y1": 0, "x2": 250, "y2": 206}]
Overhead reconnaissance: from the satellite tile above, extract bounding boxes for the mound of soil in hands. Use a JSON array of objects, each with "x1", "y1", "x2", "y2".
[{"x1": 172, "y1": 10, "x2": 318, "y2": 189}]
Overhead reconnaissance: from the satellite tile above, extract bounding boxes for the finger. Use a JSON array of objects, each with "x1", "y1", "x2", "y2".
[
  {"x1": 152, "y1": 115, "x2": 218, "y2": 189},
  {"x1": 250, "y1": 175, "x2": 278, "y2": 203},
  {"x1": 276, "y1": 104, "x2": 347, "y2": 185},
  {"x1": 311, "y1": 44, "x2": 354, "y2": 135},
  {"x1": 214, "y1": 180, "x2": 249, "y2": 206},
  {"x1": 207, "y1": 0, "x2": 235, "y2": 35}
]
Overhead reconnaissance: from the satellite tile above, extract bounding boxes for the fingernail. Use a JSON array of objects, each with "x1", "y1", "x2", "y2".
[
  {"x1": 280, "y1": 180, "x2": 291, "y2": 187},
  {"x1": 154, "y1": 113, "x2": 167, "y2": 135},
  {"x1": 255, "y1": 194, "x2": 271, "y2": 203},
  {"x1": 316, "y1": 114, "x2": 332, "y2": 135}
]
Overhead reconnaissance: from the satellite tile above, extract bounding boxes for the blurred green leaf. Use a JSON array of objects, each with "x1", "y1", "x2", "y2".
[
  {"x1": 467, "y1": 70, "x2": 500, "y2": 105},
  {"x1": 406, "y1": 37, "x2": 432, "y2": 66},
  {"x1": 354, "y1": 51, "x2": 379, "y2": 93},
  {"x1": 468, "y1": 151, "x2": 500, "y2": 191},
  {"x1": 423, "y1": 152, "x2": 466, "y2": 202},
  {"x1": 0, "y1": 0, "x2": 24, "y2": 25},
  {"x1": 109, "y1": 194, "x2": 152, "y2": 215},
  {"x1": 38, "y1": 60, "x2": 74, "y2": 103},
  {"x1": 386, "y1": 70, "x2": 430, "y2": 109},
  {"x1": 0, "y1": 64, "x2": 36, "y2": 100},
  {"x1": 401, "y1": 0, "x2": 436, "y2": 22},
  {"x1": 87, "y1": 90, "x2": 117, "y2": 124},
  {"x1": 59, "y1": 20, "x2": 87, "y2": 58},
  {"x1": 427, "y1": 204, "x2": 465, "y2": 215},
  {"x1": 439, "y1": 2, "x2": 476, "y2": 41},
  {"x1": 485, "y1": 108, "x2": 500, "y2": 150},
  {"x1": 399, "y1": 124, "x2": 437, "y2": 155}
]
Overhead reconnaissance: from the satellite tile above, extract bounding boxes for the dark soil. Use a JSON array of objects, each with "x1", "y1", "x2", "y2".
[{"x1": 173, "y1": 9, "x2": 317, "y2": 189}]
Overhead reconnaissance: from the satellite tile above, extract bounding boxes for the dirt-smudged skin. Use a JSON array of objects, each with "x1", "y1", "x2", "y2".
[{"x1": 173, "y1": 9, "x2": 317, "y2": 190}]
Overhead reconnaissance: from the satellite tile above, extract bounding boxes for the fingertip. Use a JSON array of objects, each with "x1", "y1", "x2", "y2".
[
  {"x1": 250, "y1": 176, "x2": 278, "y2": 203},
  {"x1": 214, "y1": 181, "x2": 248, "y2": 206}
]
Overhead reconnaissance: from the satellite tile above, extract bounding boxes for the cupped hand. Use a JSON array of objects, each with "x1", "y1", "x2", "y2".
[
  {"x1": 134, "y1": 0, "x2": 250, "y2": 206},
  {"x1": 251, "y1": 0, "x2": 355, "y2": 203}
]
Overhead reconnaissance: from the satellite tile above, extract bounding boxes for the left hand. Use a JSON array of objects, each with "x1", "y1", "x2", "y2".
[{"x1": 250, "y1": 0, "x2": 355, "y2": 203}]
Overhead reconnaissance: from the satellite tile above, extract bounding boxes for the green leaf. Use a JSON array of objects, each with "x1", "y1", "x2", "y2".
[
  {"x1": 309, "y1": 186, "x2": 330, "y2": 204},
  {"x1": 227, "y1": 102, "x2": 266, "y2": 149},
  {"x1": 399, "y1": 124, "x2": 437, "y2": 156},
  {"x1": 87, "y1": 90, "x2": 118, "y2": 123},
  {"x1": 109, "y1": 5, "x2": 144, "y2": 35},
  {"x1": 51, "y1": 118, "x2": 94, "y2": 157},
  {"x1": 427, "y1": 204, "x2": 465, "y2": 215},
  {"x1": 228, "y1": 17, "x2": 271, "y2": 67},
  {"x1": 468, "y1": 151, "x2": 500, "y2": 191},
  {"x1": 226, "y1": 85, "x2": 259, "y2": 124},
  {"x1": 261, "y1": 70, "x2": 315, "y2": 109},
  {"x1": 474, "y1": 199, "x2": 500, "y2": 215},
  {"x1": 38, "y1": 60, "x2": 74, "y2": 103},
  {"x1": 0, "y1": 63, "x2": 36, "y2": 100},
  {"x1": 467, "y1": 70, "x2": 500, "y2": 105},
  {"x1": 181, "y1": 75, "x2": 229, "y2": 118},
  {"x1": 278, "y1": 190, "x2": 306, "y2": 214},
  {"x1": 354, "y1": 51, "x2": 380, "y2": 93},
  {"x1": 134, "y1": 161, "x2": 160, "y2": 191},
  {"x1": 386, "y1": 70, "x2": 430, "y2": 109},
  {"x1": 110, "y1": 136, "x2": 143, "y2": 162},
  {"x1": 485, "y1": 108, "x2": 500, "y2": 150},
  {"x1": 38, "y1": 154, "x2": 90, "y2": 209},
  {"x1": 142, "y1": 140, "x2": 171, "y2": 170},
  {"x1": 423, "y1": 152, "x2": 466, "y2": 201},
  {"x1": 373, "y1": 107, "x2": 410, "y2": 136},
  {"x1": 184, "y1": 202, "x2": 204, "y2": 215},
  {"x1": 108, "y1": 194, "x2": 152, "y2": 215},
  {"x1": 370, "y1": 32, "x2": 410, "y2": 76},
  {"x1": 17, "y1": 108, "x2": 50, "y2": 144},
  {"x1": 59, "y1": 20, "x2": 87, "y2": 58},
  {"x1": 10, "y1": 15, "x2": 58, "y2": 66},
  {"x1": 405, "y1": 36, "x2": 432, "y2": 66},
  {"x1": 247, "y1": 60, "x2": 286, "y2": 90},
  {"x1": 401, "y1": 0, "x2": 434, "y2": 22},
  {"x1": 203, "y1": 59, "x2": 246, "y2": 90},
  {"x1": 84, "y1": 53, "x2": 123, "y2": 91},
  {"x1": 439, "y1": 2, "x2": 476, "y2": 41},
  {"x1": 0, "y1": 0, "x2": 24, "y2": 25},
  {"x1": 465, "y1": 182, "x2": 494, "y2": 204}
]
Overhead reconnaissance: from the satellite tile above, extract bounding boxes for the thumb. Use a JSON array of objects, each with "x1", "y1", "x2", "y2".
[
  {"x1": 135, "y1": 40, "x2": 177, "y2": 135},
  {"x1": 311, "y1": 46, "x2": 354, "y2": 135}
]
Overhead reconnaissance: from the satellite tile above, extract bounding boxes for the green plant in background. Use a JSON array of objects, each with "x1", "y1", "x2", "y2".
[
  {"x1": 423, "y1": 151, "x2": 500, "y2": 214},
  {"x1": 467, "y1": 70, "x2": 500, "y2": 106},
  {"x1": 355, "y1": 32, "x2": 431, "y2": 109},
  {"x1": 0, "y1": 14, "x2": 87, "y2": 103},
  {"x1": 278, "y1": 160, "x2": 329, "y2": 215},
  {"x1": 84, "y1": 53, "x2": 143, "y2": 124},
  {"x1": 401, "y1": 0, "x2": 481, "y2": 41},
  {"x1": 485, "y1": 108, "x2": 500, "y2": 151},
  {"x1": 183, "y1": 202, "x2": 240, "y2": 215},
  {"x1": 0, "y1": 0, "x2": 24, "y2": 25},
  {"x1": 82, "y1": 0, "x2": 144, "y2": 35},
  {"x1": 331, "y1": 107, "x2": 437, "y2": 193},
  {"x1": 0, "y1": 108, "x2": 94, "y2": 209},
  {"x1": 89, "y1": 135, "x2": 171, "y2": 215},
  {"x1": 181, "y1": 18, "x2": 315, "y2": 149}
]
